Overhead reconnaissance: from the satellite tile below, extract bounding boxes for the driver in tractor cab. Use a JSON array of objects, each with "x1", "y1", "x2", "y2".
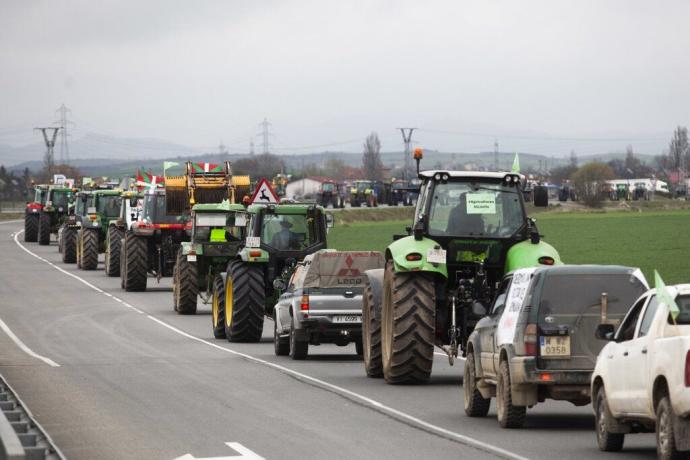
[
  {"x1": 446, "y1": 193, "x2": 484, "y2": 235},
  {"x1": 271, "y1": 218, "x2": 299, "y2": 250}
]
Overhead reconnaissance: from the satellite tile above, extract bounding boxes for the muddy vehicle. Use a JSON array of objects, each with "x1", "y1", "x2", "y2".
[
  {"x1": 317, "y1": 180, "x2": 345, "y2": 208},
  {"x1": 36, "y1": 185, "x2": 76, "y2": 245}
]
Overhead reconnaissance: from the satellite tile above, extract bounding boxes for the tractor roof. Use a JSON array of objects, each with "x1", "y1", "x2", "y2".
[
  {"x1": 419, "y1": 170, "x2": 525, "y2": 181},
  {"x1": 120, "y1": 190, "x2": 143, "y2": 198},
  {"x1": 247, "y1": 203, "x2": 323, "y2": 214},
  {"x1": 193, "y1": 200, "x2": 246, "y2": 213},
  {"x1": 92, "y1": 189, "x2": 123, "y2": 196}
]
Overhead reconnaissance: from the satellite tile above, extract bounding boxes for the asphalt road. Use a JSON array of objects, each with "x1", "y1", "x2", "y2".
[{"x1": 0, "y1": 220, "x2": 657, "y2": 460}]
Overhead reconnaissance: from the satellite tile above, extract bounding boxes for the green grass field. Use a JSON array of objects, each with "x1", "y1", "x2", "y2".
[{"x1": 328, "y1": 210, "x2": 690, "y2": 284}]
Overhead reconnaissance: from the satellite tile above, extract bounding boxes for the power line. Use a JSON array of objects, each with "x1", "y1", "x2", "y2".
[
  {"x1": 34, "y1": 127, "x2": 59, "y2": 177},
  {"x1": 418, "y1": 127, "x2": 668, "y2": 142},
  {"x1": 256, "y1": 118, "x2": 273, "y2": 154}
]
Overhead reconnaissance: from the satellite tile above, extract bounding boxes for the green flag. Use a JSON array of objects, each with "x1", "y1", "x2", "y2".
[
  {"x1": 655, "y1": 270, "x2": 680, "y2": 321},
  {"x1": 511, "y1": 153, "x2": 520, "y2": 173},
  {"x1": 163, "y1": 161, "x2": 180, "y2": 173}
]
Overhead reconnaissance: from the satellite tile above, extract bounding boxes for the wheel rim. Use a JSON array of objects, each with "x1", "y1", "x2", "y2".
[
  {"x1": 212, "y1": 289, "x2": 219, "y2": 327},
  {"x1": 224, "y1": 277, "x2": 233, "y2": 327}
]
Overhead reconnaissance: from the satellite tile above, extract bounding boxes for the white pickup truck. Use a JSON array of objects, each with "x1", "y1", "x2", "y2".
[{"x1": 591, "y1": 284, "x2": 690, "y2": 458}]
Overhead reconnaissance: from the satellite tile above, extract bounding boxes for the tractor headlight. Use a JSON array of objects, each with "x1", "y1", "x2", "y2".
[
  {"x1": 434, "y1": 173, "x2": 441, "y2": 181},
  {"x1": 442, "y1": 173, "x2": 449, "y2": 181}
]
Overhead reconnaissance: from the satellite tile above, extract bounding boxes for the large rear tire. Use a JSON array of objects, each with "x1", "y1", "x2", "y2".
[
  {"x1": 496, "y1": 360, "x2": 526, "y2": 428},
  {"x1": 105, "y1": 226, "x2": 123, "y2": 277},
  {"x1": 211, "y1": 275, "x2": 226, "y2": 339},
  {"x1": 62, "y1": 227, "x2": 77, "y2": 263},
  {"x1": 24, "y1": 214, "x2": 38, "y2": 242},
  {"x1": 381, "y1": 262, "x2": 436, "y2": 384},
  {"x1": 533, "y1": 185, "x2": 549, "y2": 207},
  {"x1": 38, "y1": 212, "x2": 51, "y2": 245},
  {"x1": 224, "y1": 261, "x2": 265, "y2": 342},
  {"x1": 362, "y1": 273, "x2": 383, "y2": 378},
  {"x1": 80, "y1": 228, "x2": 99, "y2": 270},
  {"x1": 464, "y1": 351, "x2": 491, "y2": 417},
  {"x1": 173, "y1": 249, "x2": 198, "y2": 314},
  {"x1": 124, "y1": 232, "x2": 148, "y2": 292}
]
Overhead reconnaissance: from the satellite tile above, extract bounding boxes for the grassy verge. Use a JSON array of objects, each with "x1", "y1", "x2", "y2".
[{"x1": 0, "y1": 213, "x2": 23, "y2": 221}]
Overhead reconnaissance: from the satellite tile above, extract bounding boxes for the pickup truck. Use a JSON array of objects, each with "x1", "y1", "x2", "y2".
[
  {"x1": 464, "y1": 265, "x2": 648, "y2": 428},
  {"x1": 591, "y1": 284, "x2": 690, "y2": 458},
  {"x1": 272, "y1": 250, "x2": 384, "y2": 360}
]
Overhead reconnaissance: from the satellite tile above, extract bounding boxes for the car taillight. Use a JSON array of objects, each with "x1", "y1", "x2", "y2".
[
  {"x1": 685, "y1": 350, "x2": 690, "y2": 387},
  {"x1": 524, "y1": 323, "x2": 538, "y2": 356},
  {"x1": 300, "y1": 294, "x2": 309, "y2": 311}
]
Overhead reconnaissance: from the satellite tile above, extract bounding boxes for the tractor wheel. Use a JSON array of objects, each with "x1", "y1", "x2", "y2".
[
  {"x1": 105, "y1": 226, "x2": 123, "y2": 277},
  {"x1": 273, "y1": 311, "x2": 289, "y2": 356},
  {"x1": 76, "y1": 231, "x2": 82, "y2": 268},
  {"x1": 496, "y1": 359, "x2": 526, "y2": 428},
  {"x1": 211, "y1": 275, "x2": 226, "y2": 339},
  {"x1": 533, "y1": 185, "x2": 549, "y2": 207},
  {"x1": 80, "y1": 228, "x2": 99, "y2": 270},
  {"x1": 224, "y1": 261, "x2": 265, "y2": 342},
  {"x1": 381, "y1": 261, "x2": 436, "y2": 384},
  {"x1": 124, "y1": 232, "x2": 148, "y2": 292},
  {"x1": 24, "y1": 214, "x2": 38, "y2": 242},
  {"x1": 362, "y1": 274, "x2": 383, "y2": 378},
  {"x1": 173, "y1": 249, "x2": 198, "y2": 314},
  {"x1": 38, "y1": 212, "x2": 51, "y2": 245},
  {"x1": 464, "y1": 351, "x2": 491, "y2": 417},
  {"x1": 62, "y1": 227, "x2": 77, "y2": 263}
]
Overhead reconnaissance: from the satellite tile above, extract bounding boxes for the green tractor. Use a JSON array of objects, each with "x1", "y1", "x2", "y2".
[
  {"x1": 104, "y1": 190, "x2": 143, "y2": 277},
  {"x1": 24, "y1": 184, "x2": 49, "y2": 242},
  {"x1": 349, "y1": 180, "x2": 377, "y2": 207},
  {"x1": 120, "y1": 189, "x2": 190, "y2": 291},
  {"x1": 75, "y1": 189, "x2": 123, "y2": 270},
  {"x1": 361, "y1": 151, "x2": 562, "y2": 384},
  {"x1": 214, "y1": 203, "x2": 329, "y2": 342},
  {"x1": 58, "y1": 190, "x2": 89, "y2": 263},
  {"x1": 37, "y1": 185, "x2": 77, "y2": 245},
  {"x1": 172, "y1": 201, "x2": 247, "y2": 324}
]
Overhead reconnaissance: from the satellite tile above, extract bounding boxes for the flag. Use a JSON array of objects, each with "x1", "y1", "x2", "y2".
[
  {"x1": 655, "y1": 270, "x2": 680, "y2": 321},
  {"x1": 511, "y1": 153, "x2": 520, "y2": 173},
  {"x1": 192, "y1": 162, "x2": 223, "y2": 173},
  {"x1": 163, "y1": 161, "x2": 179, "y2": 174}
]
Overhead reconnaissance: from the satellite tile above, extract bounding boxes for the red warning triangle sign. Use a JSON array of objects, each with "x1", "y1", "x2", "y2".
[{"x1": 250, "y1": 178, "x2": 281, "y2": 204}]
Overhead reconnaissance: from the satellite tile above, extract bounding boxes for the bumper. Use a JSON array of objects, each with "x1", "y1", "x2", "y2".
[
  {"x1": 295, "y1": 314, "x2": 362, "y2": 345},
  {"x1": 509, "y1": 356, "x2": 593, "y2": 405}
]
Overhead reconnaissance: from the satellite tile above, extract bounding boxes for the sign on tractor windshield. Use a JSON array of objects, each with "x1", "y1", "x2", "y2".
[{"x1": 466, "y1": 193, "x2": 496, "y2": 214}]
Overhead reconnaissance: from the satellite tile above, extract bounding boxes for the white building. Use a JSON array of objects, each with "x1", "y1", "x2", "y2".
[{"x1": 285, "y1": 177, "x2": 324, "y2": 199}]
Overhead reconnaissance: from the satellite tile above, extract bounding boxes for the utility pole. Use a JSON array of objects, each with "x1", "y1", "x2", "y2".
[
  {"x1": 34, "y1": 127, "x2": 60, "y2": 178},
  {"x1": 249, "y1": 139, "x2": 255, "y2": 155},
  {"x1": 257, "y1": 118, "x2": 273, "y2": 155},
  {"x1": 54, "y1": 104, "x2": 73, "y2": 164},
  {"x1": 218, "y1": 140, "x2": 228, "y2": 155},
  {"x1": 494, "y1": 139, "x2": 499, "y2": 171},
  {"x1": 397, "y1": 128, "x2": 416, "y2": 180}
]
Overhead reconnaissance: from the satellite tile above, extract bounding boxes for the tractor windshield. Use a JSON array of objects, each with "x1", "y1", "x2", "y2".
[
  {"x1": 142, "y1": 194, "x2": 181, "y2": 224},
  {"x1": 261, "y1": 213, "x2": 316, "y2": 251},
  {"x1": 427, "y1": 181, "x2": 525, "y2": 238},
  {"x1": 356, "y1": 182, "x2": 371, "y2": 192},
  {"x1": 322, "y1": 183, "x2": 335, "y2": 192},
  {"x1": 51, "y1": 190, "x2": 73, "y2": 207},
  {"x1": 194, "y1": 212, "x2": 244, "y2": 242},
  {"x1": 97, "y1": 195, "x2": 122, "y2": 218}
]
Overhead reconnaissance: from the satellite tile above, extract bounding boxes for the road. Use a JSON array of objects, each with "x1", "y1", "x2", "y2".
[{"x1": 0, "y1": 220, "x2": 657, "y2": 460}]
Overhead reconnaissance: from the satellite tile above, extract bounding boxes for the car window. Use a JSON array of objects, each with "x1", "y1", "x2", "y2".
[
  {"x1": 669, "y1": 294, "x2": 690, "y2": 325},
  {"x1": 638, "y1": 295, "x2": 659, "y2": 337},
  {"x1": 491, "y1": 277, "x2": 512, "y2": 316},
  {"x1": 616, "y1": 295, "x2": 647, "y2": 342}
]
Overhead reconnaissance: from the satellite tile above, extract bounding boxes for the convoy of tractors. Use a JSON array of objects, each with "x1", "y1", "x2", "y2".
[{"x1": 21, "y1": 151, "x2": 690, "y2": 459}]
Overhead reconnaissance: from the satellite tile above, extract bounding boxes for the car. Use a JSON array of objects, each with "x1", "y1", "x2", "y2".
[
  {"x1": 463, "y1": 265, "x2": 648, "y2": 428},
  {"x1": 591, "y1": 283, "x2": 690, "y2": 458},
  {"x1": 272, "y1": 250, "x2": 385, "y2": 359}
]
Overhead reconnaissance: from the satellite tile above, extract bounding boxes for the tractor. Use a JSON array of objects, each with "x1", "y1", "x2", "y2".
[
  {"x1": 58, "y1": 190, "x2": 90, "y2": 263},
  {"x1": 171, "y1": 201, "x2": 247, "y2": 326},
  {"x1": 24, "y1": 184, "x2": 49, "y2": 242},
  {"x1": 36, "y1": 185, "x2": 76, "y2": 245},
  {"x1": 214, "y1": 203, "x2": 330, "y2": 342},
  {"x1": 272, "y1": 174, "x2": 290, "y2": 198},
  {"x1": 317, "y1": 180, "x2": 345, "y2": 208},
  {"x1": 103, "y1": 190, "x2": 143, "y2": 277},
  {"x1": 349, "y1": 180, "x2": 377, "y2": 207},
  {"x1": 120, "y1": 189, "x2": 190, "y2": 291},
  {"x1": 387, "y1": 179, "x2": 415, "y2": 206},
  {"x1": 75, "y1": 189, "x2": 123, "y2": 270},
  {"x1": 361, "y1": 148, "x2": 562, "y2": 384}
]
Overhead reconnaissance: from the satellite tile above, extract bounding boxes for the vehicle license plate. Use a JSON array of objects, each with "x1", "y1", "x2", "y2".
[
  {"x1": 332, "y1": 315, "x2": 361, "y2": 323},
  {"x1": 187, "y1": 255, "x2": 197, "y2": 262},
  {"x1": 540, "y1": 336, "x2": 570, "y2": 357},
  {"x1": 426, "y1": 248, "x2": 447, "y2": 264}
]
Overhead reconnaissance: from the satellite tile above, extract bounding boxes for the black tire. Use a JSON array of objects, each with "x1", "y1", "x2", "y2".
[
  {"x1": 533, "y1": 185, "x2": 549, "y2": 207},
  {"x1": 362, "y1": 276, "x2": 383, "y2": 378},
  {"x1": 76, "y1": 231, "x2": 82, "y2": 268},
  {"x1": 224, "y1": 261, "x2": 265, "y2": 342},
  {"x1": 105, "y1": 226, "x2": 123, "y2": 277},
  {"x1": 496, "y1": 360, "x2": 526, "y2": 428},
  {"x1": 24, "y1": 214, "x2": 38, "y2": 242},
  {"x1": 595, "y1": 386, "x2": 625, "y2": 452},
  {"x1": 289, "y1": 315, "x2": 308, "y2": 360},
  {"x1": 38, "y1": 212, "x2": 51, "y2": 245},
  {"x1": 62, "y1": 227, "x2": 77, "y2": 263},
  {"x1": 80, "y1": 228, "x2": 99, "y2": 270},
  {"x1": 656, "y1": 394, "x2": 683, "y2": 460},
  {"x1": 211, "y1": 275, "x2": 226, "y2": 339},
  {"x1": 381, "y1": 262, "x2": 436, "y2": 384},
  {"x1": 173, "y1": 249, "x2": 198, "y2": 314},
  {"x1": 355, "y1": 340, "x2": 363, "y2": 356},
  {"x1": 274, "y1": 313, "x2": 289, "y2": 356},
  {"x1": 464, "y1": 351, "x2": 491, "y2": 417},
  {"x1": 124, "y1": 233, "x2": 148, "y2": 292}
]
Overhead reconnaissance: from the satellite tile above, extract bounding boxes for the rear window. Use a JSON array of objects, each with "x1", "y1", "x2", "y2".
[
  {"x1": 538, "y1": 273, "x2": 646, "y2": 322},
  {"x1": 670, "y1": 295, "x2": 690, "y2": 325}
]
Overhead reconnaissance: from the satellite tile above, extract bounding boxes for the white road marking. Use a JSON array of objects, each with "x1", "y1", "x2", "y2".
[
  {"x1": 12, "y1": 228, "x2": 527, "y2": 460},
  {"x1": 0, "y1": 219, "x2": 23, "y2": 225},
  {"x1": 175, "y1": 442, "x2": 265, "y2": 460},
  {"x1": 0, "y1": 317, "x2": 60, "y2": 367}
]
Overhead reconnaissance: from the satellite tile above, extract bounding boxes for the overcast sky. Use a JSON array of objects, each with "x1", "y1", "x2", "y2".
[{"x1": 1, "y1": 0, "x2": 689, "y2": 157}]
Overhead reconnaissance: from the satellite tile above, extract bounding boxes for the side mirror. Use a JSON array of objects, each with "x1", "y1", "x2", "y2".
[
  {"x1": 326, "y1": 213, "x2": 334, "y2": 228},
  {"x1": 413, "y1": 220, "x2": 425, "y2": 241},
  {"x1": 405, "y1": 226, "x2": 412, "y2": 236},
  {"x1": 472, "y1": 302, "x2": 487, "y2": 317},
  {"x1": 273, "y1": 278, "x2": 286, "y2": 291},
  {"x1": 595, "y1": 323, "x2": 615, "y2": 341}
]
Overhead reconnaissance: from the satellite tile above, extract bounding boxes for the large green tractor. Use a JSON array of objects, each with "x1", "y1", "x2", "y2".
[
  {"x1": 75, "y1": 189, "x2": 122, "y2": 270},
  {"x1": 172, "y1": 201, "x2": 247, "y2": 327},
  {"x1": 216, "y1": 203, "x2": 329, "y2": 342},
  {"x1": 58, "y1": 190, "x2": 89, "y2": 263},
  {"x1": 37, "y1": 185, "x2": 76, "y2": 245},
  {"x1": 361, "y1": 150, "x2": 562, "y2": 384},
  {"x1": 104, "y1": 190, "x2": 143, "y2": 277}
]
